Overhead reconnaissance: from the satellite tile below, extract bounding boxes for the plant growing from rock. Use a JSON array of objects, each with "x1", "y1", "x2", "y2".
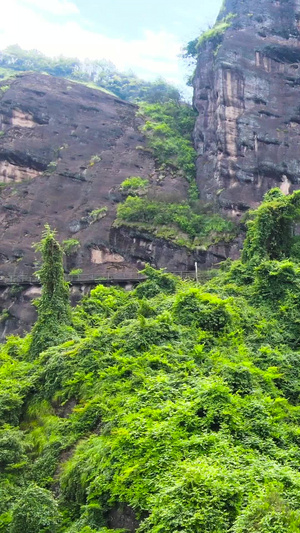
[
  {"x1": 62, "y1": 238, "x2": 80, "y2": 255},
  {"x1": 69, "y1": 268, "x2": 83, "y2": 276}
]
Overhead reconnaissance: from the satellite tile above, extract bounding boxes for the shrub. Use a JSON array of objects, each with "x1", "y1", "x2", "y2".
[
  {"x1": 120, "y1": 176, "x2": 149, "y2": 191},
  {"x1": 198, "y1": 14, "x2": 236, "y2": 48},
  {"x1": 242, "y1": 188, "x2": 300, "y2": 265},
  {"x1": 88, "y1": 155, "x2": 101, "y2": 167},
  {"x1": 10, "y1": 484, "x2": 60, "y2": 533},
  {"x1": 89, "y1": 207, "x2": 107, "y2": 222},
  {"x1": 139, "y1": 101, "x2": 197, "y2": 182},
  {"x1": 134, "y1": 279, "x2": 161, "y2": 299},
  {"x1": 62, "y1": 239, "x2": 80, "y2": 255},
  {"x1": 232, "y1": 484, "x2": 300, "y2": 533},
  {"x1": 173, "y1": 288, "x2": 231, "y2": 332},
  {"x1": 69, "y1": 269, "x2": 83, "y2": 276},
  {"x1": 115, "y1": 196, "x2": 235, "y2": 247},
  {"x1": 253, "y1": 260, "x2": 300, "y2": 302},
  {"x1": 0, "y1": 426, "x2": 26, "y2": 470}
]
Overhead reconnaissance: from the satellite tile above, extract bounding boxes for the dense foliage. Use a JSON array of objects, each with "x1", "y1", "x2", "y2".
[
  {"x1": 114, "y1": 101, "x2": 231, "y2": 250},
  {"x1": 30, "y1": 226, "x2": 73, "y2": 359},
  {"x1": 0, "y1": 45, "x2": 181, "y2": 104},
  {"x1": 120, "y1": 177, "x2": 149, "y2": 192},
  {"x1": 3, "y1": 190, "x2": 300, "y2": 531},
  {"x1": 242, "y1": 188, "x2": 300, "y2": 264},
  {"x1": 115, "y1": 196, "x2": 236, "y2": 248},
  {"x1": 138, "y1": 101, "x2": 197, "y2": 183}
]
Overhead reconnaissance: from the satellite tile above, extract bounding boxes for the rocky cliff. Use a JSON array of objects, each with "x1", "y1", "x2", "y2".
[
  {"x1": 193, "y1": 0, "x2": 300, "y2": 216},
  {"x1": 0, "y1": 73, "x2": 200, "y2": 279},
  {"x1": 0, "y1": 73, "x2": 237, "y2": 337}
]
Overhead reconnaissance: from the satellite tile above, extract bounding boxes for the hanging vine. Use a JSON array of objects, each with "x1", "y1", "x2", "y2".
[{"x1": 30, "y1": 225, "x2": 72, "y2": 359}]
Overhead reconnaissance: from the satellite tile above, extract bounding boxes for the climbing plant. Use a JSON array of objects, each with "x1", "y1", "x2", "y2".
[
  {"x1": 242, "y1": 188, "x2": 300, "y2": 265},
  {"x1": 30, "y1": 225, "x2": 72, "y2": 359}
]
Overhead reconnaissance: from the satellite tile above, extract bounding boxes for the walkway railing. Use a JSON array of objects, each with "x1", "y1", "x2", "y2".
[{"x1": 0, "y1": 270, "x2": 198, "y2": 286}]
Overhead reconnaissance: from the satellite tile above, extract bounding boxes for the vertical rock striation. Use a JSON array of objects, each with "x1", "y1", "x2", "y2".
[{"x1": 193, "y1": 0, "x2": 300, "y2": 216}]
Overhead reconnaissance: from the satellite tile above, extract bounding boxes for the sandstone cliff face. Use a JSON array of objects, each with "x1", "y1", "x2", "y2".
[
  {"x1": 0, "y1": 73, "x2": 190, "y2": 282},
  {"x1": 1, "y1": 73, "x2": 234, "y2": 337},
  {"x1": 193, "y1": 0, "x2": 300, "y2": 215}
]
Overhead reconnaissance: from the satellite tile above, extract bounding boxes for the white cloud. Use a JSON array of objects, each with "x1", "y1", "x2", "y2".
[
  {"x1": 0, "y1": 1, "x2": 183, "y2": 85},
  {"x1": 20, "y1": 0, "x2": 79, "y2": 15}
]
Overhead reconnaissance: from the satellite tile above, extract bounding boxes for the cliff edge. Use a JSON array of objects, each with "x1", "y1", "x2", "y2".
[{"x1": 193, "y1": 0, "x2": 300, "y2": 215}]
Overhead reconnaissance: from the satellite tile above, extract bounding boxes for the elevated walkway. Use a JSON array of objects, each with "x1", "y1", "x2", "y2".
[{"x1": 0, "y1": 271, "x2": 197, "y2": 287}]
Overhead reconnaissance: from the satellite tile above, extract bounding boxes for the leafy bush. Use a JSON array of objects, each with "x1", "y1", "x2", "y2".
[
  {"x1": 232, "y1": 484, "x2": 300, "y2": 533},
  {"x1": 69, "y1": 269, "x2": 83, "y2": 276},
  {"x1": 115, "y1": 196, "x2": 236, "y2": 247},
  {"x1": 183, "y1": 14, "x2": 236, "y2": 60},
  {"x1": 242, "y1": 188, "x2": 300, "y2": 265},
  {"x1": 139, "y1": 101, "x2": 197, "y2": 182},
  {"x1": 0, "y1": 426, "x2": 26, "y2": 470},
  {"x1": 89, "y1": 207, "x2": 108, "y2": 222},
  {"x1": 120, "y1": 176, "x2": 149, "y2": 191},
  {"x1": 62, "y1": 239, "x2": 80, "y2": 255},
  {"x1": 10, "y1": 485, "x2": 60, "y2": 533},
  {"x1": 198, "y1": 14, "x2": 236, "y2": 48},
  {"x1": 173, "y1": 288, "x2": 231, "y2": 332}
]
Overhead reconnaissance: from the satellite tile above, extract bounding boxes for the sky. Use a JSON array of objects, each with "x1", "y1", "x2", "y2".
[{"x1": 0, "y1": 0, "x2": 223, "y2": 89}]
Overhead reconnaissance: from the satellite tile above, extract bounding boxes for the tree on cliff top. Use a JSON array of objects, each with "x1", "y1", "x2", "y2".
[{"x1": 30, "y1": 225, "x2": 72, "y2": 359}]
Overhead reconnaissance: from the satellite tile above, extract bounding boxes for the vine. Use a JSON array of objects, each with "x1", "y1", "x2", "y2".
[{"x1": 30, "y1": 225, "x2": 72, "y2": 359}]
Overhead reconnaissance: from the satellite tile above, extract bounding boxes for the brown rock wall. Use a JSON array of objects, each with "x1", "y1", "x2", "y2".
[
  {"x1": 0, "y1": 73, "x2": 189, "y2": 283},
  {"x1": 193, "y1": 0, "x2": 300, "y2": 215}
]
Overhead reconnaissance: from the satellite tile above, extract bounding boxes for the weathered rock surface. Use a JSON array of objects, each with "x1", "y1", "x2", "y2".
[
  {"x1": 0, "y1": 73, "x2": 233, "y2": 337},
  {"x1": 0, "y1": 72, "x2": 189, "y2": 281},
  {"x1": 109, "y1": 225, "x2": 240, "y2": 272},
  {"x1": 193, "y1": 0, "x2": 300, "y2": 216}
]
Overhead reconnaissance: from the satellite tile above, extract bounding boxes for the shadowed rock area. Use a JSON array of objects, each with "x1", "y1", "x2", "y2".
[{"x1": 193, "y1": 0, "x2": 300, "y2": 216}]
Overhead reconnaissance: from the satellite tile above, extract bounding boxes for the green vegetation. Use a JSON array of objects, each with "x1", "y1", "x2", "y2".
[
  {"x1": 89, "y1": 155, "x2": 101, "y2": 167},
  {"x1": 242, "y1": 188, "x2": 300, "y2": 265},
  {"x1": 0, "y1": 67, "x2": 18, "y2": 81},
  {"x1": 0, "y1": 45, "x2": 182, "y2": 104},
  {"x1": 89, "y1": 207, "x2": 108, "y2": 223},
  {"x1": 183, "y1": 14, "x2": 236, "y2": 60},
  {"x1": 4, "y1": 190, "x2": 300, "y2": 531},
  {"x1": 69, "y1": 268, "x2": 83, "y2": 276},
  {"x1": 139, "y1": 101, "x2": 197, "y2": 183},
  {"x1": 62, "y1": 239, "x2": 80, "y2": 255},
  {"x1": 120, "y1": 177, "x2": 149, "y2": 192},
  {"x1": 9, "y1": 285, "x2": 23, "y2": 298},
  {"x1": 198, "y1": 14, "x2": 236, "y2": 48},
  {"x1": 46, "y1": 161, "x2": 57, "y2": 174},
  {"x1": 115, "y1": 196, "x2": 236, "y2": 248},
  {"x1": 30, "y1": 225, "x2": 73, "y2": 359},
  {"x1": 10, "y1": 485, "x2": 59, "y2": 533},
  {"x1": 0, "y1": 309, "x2": 10, "y2": 322}
]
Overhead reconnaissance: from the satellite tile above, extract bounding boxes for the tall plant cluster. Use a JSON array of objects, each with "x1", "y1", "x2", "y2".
[
  {"x1": 2, "y1": 192, "x2": 300, "y2": 531},
  {"x1": 30, "y1": 225, "x2": 72, "y2": 359},
  {"x1": 242, "y1": 188, "x2": 300, "y2": 263}
]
